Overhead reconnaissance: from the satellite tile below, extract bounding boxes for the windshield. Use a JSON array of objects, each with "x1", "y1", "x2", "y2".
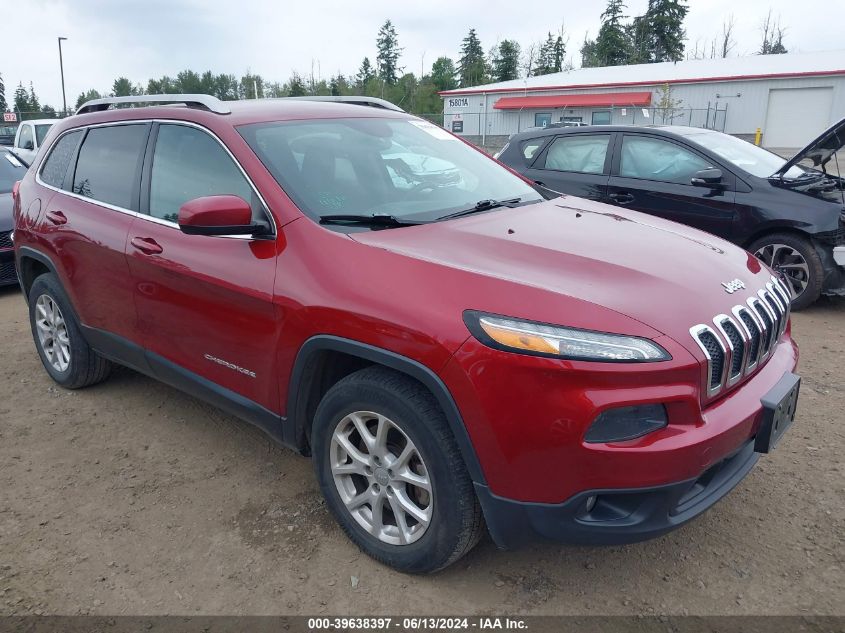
[
  {"x1": 238, "y1": 117, "x2": 543, "y2": 225},
  {"x1": 35, "y1": 124, "x2": 53, "y2": 146},
  {"x1": 679, "y1": 129, "x2": 805, "y2": 179},
  {"x1": 0, "y1": 152, "x2": 26, "y2": 194}
]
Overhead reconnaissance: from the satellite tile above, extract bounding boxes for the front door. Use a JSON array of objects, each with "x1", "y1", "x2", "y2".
[
  {"x1": 126, "y1": 122, "x2": 279, "y2": 411},
  {"x1": 523, "y1": 132, "x2": 612, "y2": 201},
  {"x1": 606, "y1": 133, "x2": 736, "y2": 239}
]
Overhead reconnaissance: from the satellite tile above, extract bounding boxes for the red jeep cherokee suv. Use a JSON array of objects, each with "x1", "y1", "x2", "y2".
[{"x1": 12, "y1": 95, "x2": 800, "y2": 573}]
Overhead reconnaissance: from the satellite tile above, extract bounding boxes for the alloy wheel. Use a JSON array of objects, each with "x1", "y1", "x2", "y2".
[
  {"x1": 754, "y1": 243, "x2": 807, "y2": 299},
  {"x1": 35, "y1": 294, "x2": 71, "y2": 373},
  {"x1": 330, "y1": 410, "x2": 433, "y2": 545}
]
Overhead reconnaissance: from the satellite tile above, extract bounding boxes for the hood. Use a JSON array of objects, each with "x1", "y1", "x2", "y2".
[
  {"x1": 773, "y1": 116, "x2": 845, "y2": 178},
  {"x1": 350, "y1": 197, "x2": 776, "y2": 353}
]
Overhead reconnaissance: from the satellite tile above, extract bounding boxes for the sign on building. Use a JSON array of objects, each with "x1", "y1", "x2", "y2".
[
  {"x1": 3, "y1": 112, "x2": 17, "y2": 122},
  {"x1": 448, "y1": 97, "x2": 469, "y2": 108},
  {"x1": 452, "y1": 120, "x2": 464, "y2": 133}
]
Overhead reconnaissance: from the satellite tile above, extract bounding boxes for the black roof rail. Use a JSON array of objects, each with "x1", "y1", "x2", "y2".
[
  {"x1": 280, "y1": 96, "x2": 404, "y2": 112},
  {"x1": 76, "y1": 94, "x2": 231, "y2": 115}
]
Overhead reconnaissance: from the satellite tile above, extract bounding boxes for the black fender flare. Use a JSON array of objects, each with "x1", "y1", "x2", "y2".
[
  {"x1": 285, "y1": 335, "x2": 487, "y2": 485},
  {"x1": 15, "y1": 246, "x2": 62, "y2": 299}
]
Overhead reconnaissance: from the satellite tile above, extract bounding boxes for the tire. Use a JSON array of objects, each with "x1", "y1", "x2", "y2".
[
  {"x1": 312, "y1": 366, "x2": 484, "y2": 573},
  {"x1": 749, "y1": 232, "x2": 823, "y2": 311},
  {"x1": 28, "y1": 273, "x2": 112, "y2": 389}
]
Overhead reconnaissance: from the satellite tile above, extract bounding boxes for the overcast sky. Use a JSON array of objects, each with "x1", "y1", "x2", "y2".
[{"x1": 5, "y1": 0, "x2": 845, "y2": 109}]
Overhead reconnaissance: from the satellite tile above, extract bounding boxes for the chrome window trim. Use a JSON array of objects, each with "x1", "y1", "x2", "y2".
[
  {"x1": 713, "y1": 314, "x2": 746, "y2": 386},
  {"x1": 689, "y1": 323, "x2": 727, "y2": 398},
  {"x1": 731, "y1": 305, "x2": 761, "y2": 375},
  {"x1": 34, "y1": 118, "x2": 277, "y2": 240}
]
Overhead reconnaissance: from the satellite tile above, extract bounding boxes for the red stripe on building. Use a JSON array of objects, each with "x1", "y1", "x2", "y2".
[{"x1": 492, "y1": 92, "x2": 653, "y2": 109}]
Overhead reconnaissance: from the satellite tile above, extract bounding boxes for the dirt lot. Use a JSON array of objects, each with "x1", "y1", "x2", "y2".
[{"x1": 0, "y1": 285, "x2": 842, "y2": 616}]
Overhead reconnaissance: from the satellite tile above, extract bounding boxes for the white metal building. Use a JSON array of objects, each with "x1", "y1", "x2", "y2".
[{"x1": 439, "y1": 51, "x2": 845, "y2": 148}]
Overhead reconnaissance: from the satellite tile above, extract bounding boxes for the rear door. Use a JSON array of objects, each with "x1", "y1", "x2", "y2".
[
  {"x1": 126, "y1": 122, "x2": 279, "y2": 411},
  {"x1": 606, "y1": 132, "x2": 736, "y2": 239},
  {"x1": 522, "y1": 132, "x2": 613, "y2": 201},
  {"x1": 38, "y1": 124, "x2": 147, "y2": 342}
]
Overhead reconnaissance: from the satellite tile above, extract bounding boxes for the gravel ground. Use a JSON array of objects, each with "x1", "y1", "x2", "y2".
[{"x1": 0, "y1": 285, "x2": 842, "y2": 616}]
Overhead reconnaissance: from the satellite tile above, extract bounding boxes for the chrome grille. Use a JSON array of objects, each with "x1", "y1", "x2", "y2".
[{"x1": 690, "y1": 276, "x2": 791, "y2": 399}]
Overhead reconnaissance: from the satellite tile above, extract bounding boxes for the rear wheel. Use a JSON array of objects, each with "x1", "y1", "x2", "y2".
[
  {"x1": 749, "y1": 233, "x2": 823, "y2": 310},
  {"x1": 28, "y1": 273, "x2": 112, "y2": 389},
  {"x1": 312, "y1": 366, "x2": 483, "y2": 573}
]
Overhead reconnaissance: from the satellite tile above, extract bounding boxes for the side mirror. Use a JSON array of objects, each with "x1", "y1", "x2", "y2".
[
  {"x1": 22, "y1": 140, "x2": 34, "y2": 150},
  {"x1": 177, "y1": 195, "x2": 268, "y2": 237},
  {"x1": 691, "y1": 168, "x2": 723, "y2": 187}
]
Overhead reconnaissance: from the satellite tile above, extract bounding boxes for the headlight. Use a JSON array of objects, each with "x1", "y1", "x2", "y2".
[{"x1": 463, "y1": 311, "x2": 671, "y2": 362}]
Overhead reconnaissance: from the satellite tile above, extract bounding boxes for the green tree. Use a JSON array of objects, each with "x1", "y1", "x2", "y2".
[
  {"x1": 112, "y1": 76, "x2": 139, "y2": 97},
  {"x1": 580, "y1": 35, "x2": 601, "y2": 68},
  {"x1": 376, "y1": 20, "x2": 403, "y2": 85},
  {"x1": 74, "y1": 88, "x2": 103, "y2": 109},
  {"x1": 594, "y1": 0, "x2": 631, "y2": 66},
  {"x1": 28, "y1": 83, "x2": 40, "y2": 113},
  {"x1": 759, "y1": 10, "x2": 787, "y2": 55},
  {"x1": 645, "y1": 0, "x2": 688, "y2": 62},
  {"x1": 534, "y1": 33, "x2": 563, "y2": 75},
  {"x1": 458, "y1": 28, "x2": 487, "y2": 87},
  {"x1": 40, "y1": 104, "x2": 57, "y2": 118},
  {"x1": 147, "y1": 76, "x2": 176, "y2": 94},
  {"x1": 239, "y1": 72, "x2": 265, "y2": 99},
  {"x1": 491, "y1": 40, "x2": 521, "y2": 82},
  {"x1": 287, "y1": 72, "x2": 307, "y2": 97},
  {"x1": 430, "y1": 56, "x2": 457, "y2": 91},
  {"x1": 14, "y1": 83, "x2": 29, "y2": 115},
  {"x1": 626, "y1": 15, "x2": 652, "y2": 63},
  {"x1": 356, "y1": 57, "x2": 376, "y2": 89},
  {"x1": 654, "y1": 82, "x2": 683, "y2": 123},
  {"x1": 330, "y1": 73, "x2": 350, "y2": 96},
  {"x1": 0, "y1": 72, "x2": 7, "y2": 113}
]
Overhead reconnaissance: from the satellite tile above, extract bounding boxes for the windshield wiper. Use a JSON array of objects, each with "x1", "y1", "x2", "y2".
[
  {"x1": 319, "y1": 214, "x2": 422, "y2": 228},
  {"x1": 435, "y1": 197, "x2": 523, "y2": 222}
]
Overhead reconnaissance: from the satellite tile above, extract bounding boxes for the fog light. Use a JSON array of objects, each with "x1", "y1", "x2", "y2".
[
  {"x1": 584, "y1": 495, "x2": 597, "y2": 512},
  {"x1": 584, "y1": 404, "x2": 668, "y2": 443}
]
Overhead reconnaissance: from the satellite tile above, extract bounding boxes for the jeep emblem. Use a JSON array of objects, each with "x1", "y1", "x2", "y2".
[{"x1": 722, "y1": 279, "x2": 745, "y2": 294}]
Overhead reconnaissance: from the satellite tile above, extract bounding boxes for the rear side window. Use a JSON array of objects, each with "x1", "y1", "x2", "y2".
[
  {"x1": 543, "y1": 134, "x2": 610, "y2": 174},
  {"x1": 72, "y1": 125, "x2": 148, "y2": 209},
  {"x1": 40, "y1": 130, "x2": 83, "y2": 188},
  {"x1": 148, "y1": 124, "x2": 255, "y2": 223},
  {"x1": 521, "y1": 139, "x2": 546, "y2": 163}
]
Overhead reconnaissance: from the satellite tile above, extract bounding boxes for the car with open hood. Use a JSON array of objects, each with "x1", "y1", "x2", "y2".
[
  {"x1": 12, "y1": 94, "x2": 800, "y2": 573},
  {"x1": 496, "y1": 120, "x2": 845, "y2": 309}
]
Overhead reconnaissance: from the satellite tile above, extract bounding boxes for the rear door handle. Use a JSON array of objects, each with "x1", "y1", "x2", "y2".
[
  {"x1": 45, "y1": 210, "x2": 67, "y2": 225},
  {"x1": 130, "y1": 236, "x2": 163, "y2": 255},
  {"x1": 608, "y1": 192, "x2": 635, "y2": 205}
]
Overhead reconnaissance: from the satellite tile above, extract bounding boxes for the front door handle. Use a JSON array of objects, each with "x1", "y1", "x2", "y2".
[
  {"x1": 608, "y1": 192, "x2": 635, "y2": 205},
  {"x1": 130, "y1": 236, "x2": 163, "y2": 255},
  {"x1": 45, "y1": 210, "x2": 67, "y2": 225}
]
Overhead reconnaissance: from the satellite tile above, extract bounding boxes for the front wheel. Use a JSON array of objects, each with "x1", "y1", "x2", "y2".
[
  {"x1": 749, "y1": 233, "x2": 823, "y2": 310},
  {"x1": 312, "y1": 366, "x2": 483, "y2": 573}
]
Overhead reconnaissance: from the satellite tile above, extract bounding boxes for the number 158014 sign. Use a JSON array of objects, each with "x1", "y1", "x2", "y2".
[{"x1": 448, "y1": 97, "x2": 469, "y2": 108}]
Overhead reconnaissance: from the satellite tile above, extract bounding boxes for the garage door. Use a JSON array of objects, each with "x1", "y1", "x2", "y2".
[{"x1": 764, "y1": 87, "x2": 833, "y2": 149}]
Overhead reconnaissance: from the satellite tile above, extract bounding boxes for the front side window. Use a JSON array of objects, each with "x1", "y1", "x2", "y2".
[
  {"x1": 543, "y1": 134, "x2": 610, "y2": 174},
  {"x1": 238, "y1": 118, "x2": 542, "y2": 225},
  {"x1": 35, "y1": 124, "x2": 53, "y2": 147},
  {"x1": 149, "y1": 124, "x2": 256, "y2": 223},
  {"x1": 18, "y1": 125, "x2": 33, "y2": 149},
  {"x1": 72, "y1": 124, "x2": 148, "y2": 208},
  {"x1": 40, "y1": 130, "x2": 83, "y2": 189},
  {"x1": 678, "y1": 129, "x2": 803, "y2": 179},
  {"x1": 620, "y1": 135, "x2": 712, "y2": 185}
]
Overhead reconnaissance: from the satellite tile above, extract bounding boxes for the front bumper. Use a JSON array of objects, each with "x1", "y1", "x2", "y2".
[{"x1": 476, "y1": 439, "x2": 758, "y2": 548}]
